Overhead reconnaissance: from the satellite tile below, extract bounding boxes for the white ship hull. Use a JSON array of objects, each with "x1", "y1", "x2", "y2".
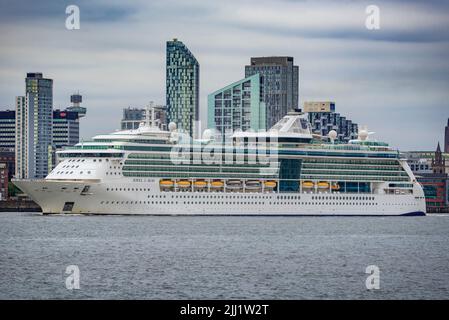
[
  {"x1": 12, "y1": 112, "x2": 428, "y2": 217},
  {"x1": 13, "y1": 179, "x2": 426, "y2": 216}
]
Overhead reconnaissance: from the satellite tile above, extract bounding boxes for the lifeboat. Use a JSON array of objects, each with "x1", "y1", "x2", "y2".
[
  {"x1": 317, "y1": 181, "x2": 330, "y2": 189},
  {"x1": 246, "y1": 180, "x2": 261, "y2": 187},
  {"x1": 159, "y1": 179, "x2": 174, "y2": 187},
  {"x1": 210, "y1": 180, "x2": 224, "y2": 188},
  {"x1": 245, "y1": 180, "x2": 261, "y2": 191},
  {"x1": 194, "y1": 180, "x2": 207, "y2": 188},
  {"x1": 302, "y1": 181, "x2": 314, "y2": 188},
  {"x1": 226, "y1": 180, "x2": 242, "y2": 189},
  {"x1": 264, "y1": 180, "x2": 277, "y2": 188},
  {"x1": 177, "y1": 180, "x2": 191, "y2": 188}
]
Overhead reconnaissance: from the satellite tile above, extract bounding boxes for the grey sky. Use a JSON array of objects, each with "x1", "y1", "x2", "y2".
[{"x1": 0, "y1": 0, "x2": 448, "y2": 150}]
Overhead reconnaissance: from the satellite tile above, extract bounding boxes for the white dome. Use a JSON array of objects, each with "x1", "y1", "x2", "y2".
[
  {"x1": 168, "y1": 122, "x2": 177, "y2": 132},
  {"x1": 202, "y1": 129, "x2": 214, "y2": 140},
  {"x1": 328, "y1": 130, "x2": 337, "y2": 140},
  {"x1": 358, "y1": 130, "x2": 368, "y2": 141}
]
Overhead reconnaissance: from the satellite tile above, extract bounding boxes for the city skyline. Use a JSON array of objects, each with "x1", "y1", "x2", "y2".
[{"x1": 0, "y1": 0, "x2": 448, "y2": 150}]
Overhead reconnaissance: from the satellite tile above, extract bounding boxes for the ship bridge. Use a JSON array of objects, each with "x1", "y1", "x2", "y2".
[{"x1": 232, "y1": 112, "x2": 313, "y2": 144}]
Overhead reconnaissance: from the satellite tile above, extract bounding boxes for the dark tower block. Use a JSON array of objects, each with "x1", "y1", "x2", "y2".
[{"x1": 445, "y1": 118, "x2": 449, "y2": 153}]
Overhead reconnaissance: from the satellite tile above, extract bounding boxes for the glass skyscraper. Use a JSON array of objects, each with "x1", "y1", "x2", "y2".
[
  {"x1": 0, "y1": 110, "x2": 16, "y2": 149},
  {"x1": 207, "y1": 74, "x2": 265, "y2": 141},
  {"x1": 52, "y1": 110, "x2": 80, "y2": 149},
  {"x1": 15, "y1": 72, "x2": 53, "y2": 179},
  {"x1": 305, "y1": 102, "x2": 358, "y2": 143},
  {"x1": 245, "y1": 57, "x2": 299, "y2": 129},
  {"x1": 166, "y1": 39, "x2": 199, "y2": 138},
  {"x1": 53, "y1": 94, "x2": 86, "y2": 151}
]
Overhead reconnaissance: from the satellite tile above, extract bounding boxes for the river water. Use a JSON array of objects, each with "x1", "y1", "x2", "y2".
[{"x1": 0, "y1": 212, "x2": 448, "y2": 299}]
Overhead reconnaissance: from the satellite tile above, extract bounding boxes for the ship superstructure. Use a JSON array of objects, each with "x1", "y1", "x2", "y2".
[{"x1": 13, "y1": 112, "x2": 426, "y2": 215}]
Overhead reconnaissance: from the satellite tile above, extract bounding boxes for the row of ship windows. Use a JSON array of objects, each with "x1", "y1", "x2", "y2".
[
  {"x1": 312, "y1": 195, "x2": 374, "y2": 201},
  {"x1": 122, "y1": 167, "x2": 271, "y2": 174},
  {"x1": 303, "y1": 159, "x2": 398, "y2": 166},
  {"x1": 302, "y1": 171, "x2": 408, "y2": 177},
  {"x1": 106, "y1": 187, "x2": 151, "y2": 192},
  {"x1": 60, "y1": 164, "x2": 122, "y2": 170},
  {"x1": 101, "y1": 192, "x2": 375, "y2": 202},
  {"x1": 149, "y1": 194, "x2": 284, "y2": 199},
  {"x1": 301, "y1": 176, "x2": 410, "y2": 182},
  {"x1": 84, "y1": 146, "x2": 398, "y2": 158},
  {"x1": 124, "y1": 160, "x2": 275, "y2": 168},
  {"x1": 125, "y1": 153, "x2": 399, "y2": 164},
  {"x1": 61, "y1": 165, "x2": 81, "y2": 168},
  {"x1": 65, "y1": 158, "x2": 122, "y2": 164},
  {"x1": 122, "y1": 172, "x2": 409, "y2": 181},
  {"x1": 302, "y1": 164, "x2": 401, "y2": 171},
  {"x1": 98, "y1": 200, "x2": 383, "y2": 206},
  {"x1": 55, "y1": 171, "x2": 91, "y2": 175},
  {"x1": 123, "y1": 172, "x2": 278, "y2": 179}
]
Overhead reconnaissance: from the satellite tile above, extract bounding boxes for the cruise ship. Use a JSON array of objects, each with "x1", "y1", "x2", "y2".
[{"x1": 13, "y1": 112, "x2": 426, "y2": 216}]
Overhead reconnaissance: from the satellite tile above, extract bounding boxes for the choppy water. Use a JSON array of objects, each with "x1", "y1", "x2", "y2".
[{"x1": 0, "y1": 212, "x2": 448, "y2": 299}]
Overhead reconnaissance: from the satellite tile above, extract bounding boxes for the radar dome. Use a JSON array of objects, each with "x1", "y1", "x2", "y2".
[
  {"x1": 328, "y1": 130, "x2": 337, "y2": 141},
  {"x1": 202, "y1": 129, "x2": 214, "y2": 140},
  {"x1": 358, "y1": 129, "x2": 368, "y2": 141},
  {"x1": 168, "y1": 122, "x2": 177, "y2": 132}
]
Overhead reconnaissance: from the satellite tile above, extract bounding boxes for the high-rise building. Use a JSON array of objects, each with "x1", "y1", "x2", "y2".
[
  {"x1": 15, "y1": 72, "x2": 53, "y2": 179},
  {"x1": 166, "y1": 39, "x2": 199, "y2": 137},
  {"x1": 121, "y1": 108, "x2": 144, "y2": 130},
  {"x1": 245, "y1": 56, "x2": 299, "y2": 128},
  {"x1": 121, "y1": 103, "x2": 167, "y2": 130},
  {"x1": 305, "y1": 102, "x2": 358, "y2": 143},
  {"x1": 15, "y1": 96, "x2": 26, "y2": 179},
  {"x1": 0, "y1": 110, "x2": 16, "y2": 149},
  {"x1": 445, "y1": 118, "x2": 449, "y2": 153},
  {"x1": 52, "y1": 110, "x2": 80, "y2": 149},
  {"x1": 207, "y1": 74, "x2": 265, "y2": 141},
  {"x1": 52, "y1": 93, "x2": 86, "y2": 150},
  {"x1": 0, "y1": 110, "x2": 17, "y2": 182}
]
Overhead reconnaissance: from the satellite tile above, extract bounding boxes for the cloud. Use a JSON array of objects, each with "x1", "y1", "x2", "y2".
[
  {"x1": 0, "y1": 0, "x2": 136, "y2": 22},
  {"x1": 0, "y1": 0, "x2": 448, "y2": 150}
]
